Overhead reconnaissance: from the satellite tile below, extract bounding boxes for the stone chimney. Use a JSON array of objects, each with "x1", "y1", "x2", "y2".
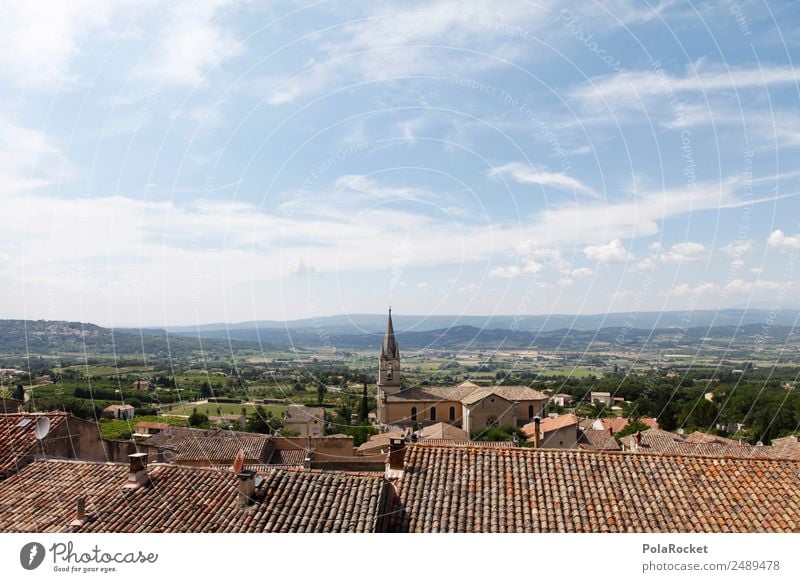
[
  {"x1": 532, "y1": 416, "x2": 541, "y2": 448},
  {"x1": 70, "y1": 498, "x2": 86, "y2": 527},
  {"x1": 634, "y1": 431, "x2": 642, "y2": 449},
  {"x1": 123, "y1": 453, "x2": 149, "y2": 489},
  {"x1": 237, "y1": 470, "x2": 256, "y2": 507},
  {"x1": 388, "y1": 438, "x2": 405, "y2": 471}
]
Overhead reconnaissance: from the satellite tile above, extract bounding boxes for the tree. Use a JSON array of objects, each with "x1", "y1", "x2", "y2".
[
  {"x1": 358, "y1": 382, "x2": 370, "y2": 422},
  {"x1": 247, "y1": 405, "x2": 274, "y2": 434},
  {"x1": 12, "y1": 384, "x2": 24, "y2": 401},
  {"x1": 316, "y1": 383, "x2": 327, "y2": 405},
  {"x1": 199, "y1": 381, "x2": 212, "y2": 398},
  {"x1": 188, "y1": 407, "x2": 208, "y2": 427}
]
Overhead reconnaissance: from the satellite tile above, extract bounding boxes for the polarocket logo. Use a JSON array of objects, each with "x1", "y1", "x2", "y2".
[{"x1": 20, "y1": 542, "x2": 46, "y2": 570}]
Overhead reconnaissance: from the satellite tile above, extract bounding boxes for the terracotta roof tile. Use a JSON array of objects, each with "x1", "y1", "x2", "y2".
[
  {"x1": 385, "y1": 445, "x2": 800, "y2": 532},
  {"x1": 0, "y1": 412, "x2": 69, "y2": 478},
  {"x1": 0, "y1": 459, "x2": 385, "y2": 533}
]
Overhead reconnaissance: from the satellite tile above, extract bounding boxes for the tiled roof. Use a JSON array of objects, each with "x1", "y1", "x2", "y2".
[
  {"x1": 385, "y1": 445, "x2": 800, "y2": 532},
  {"x1": 685, "y1": 431, "x2": 741, "y2": 446},
  {"x1": 0, "y1": 459, "x2": 386, "y2": 533},
  {"x1": 578, "y1": 429, "x2": 621, "y2": 451},
  {"x1": 619, "y1": 429, "x2": 790, "y2": 459},
  {"x1": 417, "y1": 422, "x2": 469, "y2": 441},
  {"x1": 284, "y1": 407, "x2": 325, "y2": 422},
  {"x1": 242, "y1": 467, "x2": 385, "y2": 532},
  {"x1": 385, "y1": 383, "x2": 547, "y2": 405},
  {"x1": 771, "y1": 436, "x2": 800, "y2": 460},
  {"x1": 598, "y1": 417, "x2": 659, "y2": 434},
  {"x1": 169, "y1": 435, "x2": 272, "y2": 462},
  {"x1": 416, "y1": 440, "x2": 515, "y2": 448},
  {"x1": 0, "y1": 412, "x2": 68, "y2": 478},
  {"x1": 268, "y1": 448, "x2": 306, "y2": 466}
]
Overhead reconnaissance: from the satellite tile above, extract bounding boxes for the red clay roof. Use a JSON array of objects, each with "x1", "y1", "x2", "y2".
[
  {"x1": 0, "y1": 459, "x2": 386, "y2": 533},
  {"x1": 384, "y1": 445, "x2": 800, "y2": 532},
  {"x1": 0, "y1": 412, "x2": 68, "y2": 478}
]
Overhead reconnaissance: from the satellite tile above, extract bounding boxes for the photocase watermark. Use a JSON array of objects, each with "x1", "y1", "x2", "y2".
[
  {"x1": 19, "y1": 541, "x2": 158, "y2": 574},
  {"x1": 20, "y1": 542, "x2": 46, "y2": 570}
]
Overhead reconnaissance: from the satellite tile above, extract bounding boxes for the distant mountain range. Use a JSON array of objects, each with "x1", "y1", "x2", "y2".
[
  {"x1": 143, "y1": 309, "x2": 799, "y2": 348},
  {"x1": 156, "y1": 308, "x2": 800, "y2": 336},
  {"x1": 0, "y1": 319, "x2": 264, "y2": 358},
  {"x1": 1, "y1": 308, "x2": 797, "y2": 357}
]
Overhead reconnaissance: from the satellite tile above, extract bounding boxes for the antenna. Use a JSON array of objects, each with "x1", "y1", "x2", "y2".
[{"x1": 35, "y1": 417, "x2": 51, "y2": 440}]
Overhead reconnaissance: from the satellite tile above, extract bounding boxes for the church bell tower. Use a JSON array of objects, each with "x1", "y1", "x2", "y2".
[{"x1": 377, "y1": 308, "x2": 401, "y2": 423}]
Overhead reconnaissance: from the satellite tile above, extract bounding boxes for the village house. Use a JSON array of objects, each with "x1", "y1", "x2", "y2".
[
  {"x1": 589, "y1": 391, "x2": 613, "y2": 406},
  {"x1": 377, "y1": 309, "x2": 547, "y2": 431},
  {"x1": 550, "y1": 393, "x2": 573, "y2": 407},
  {"x1": 283, "y1": 406, "x2": 325, "y2": 437},
  {"x1": 522, "y1": 413, "x2": 580, "y2": 449},
  {"x1": 103, "y1": 403, "x2": 135, "y2": 420}
]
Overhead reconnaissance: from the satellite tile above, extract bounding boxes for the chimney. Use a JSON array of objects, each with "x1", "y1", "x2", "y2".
[
  {"x1": 388, "y1": 438, "x2": 405, "y2": 471},
  {"x1": 70, "y1": 498, "x2": 86, "y2": 527},
  {"x1": 533, "y1": 416, "x2": 541, "y2": 448},
  {"x1": 634, "y1": 431, "x2": 642, "y2": 448},
  {"x1": 237, "y1": 470, "x2": 256, "y2": 507},
  {"x1": 123, "y1": 453, "x2": 149, "y2": 489}
]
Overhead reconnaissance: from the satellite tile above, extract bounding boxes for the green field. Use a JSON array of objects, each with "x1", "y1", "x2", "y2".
[{"x1": 164, "y1": 402, "x2": 287, "y2": 418}]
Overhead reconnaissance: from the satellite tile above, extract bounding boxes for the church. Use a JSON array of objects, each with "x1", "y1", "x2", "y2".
[{"x1": 376, "y1": 309, "x2": 548, "y2": 433}]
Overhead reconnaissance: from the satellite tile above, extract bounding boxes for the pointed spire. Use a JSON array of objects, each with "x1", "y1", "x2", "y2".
[{"x1": 381, "y1": 307, "x2": 399, "y2": 359}]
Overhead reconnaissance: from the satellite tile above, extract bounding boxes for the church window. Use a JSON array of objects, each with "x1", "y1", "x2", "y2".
[
  {"x1": 411, "y1": 407, "x2": 417, "y2": 422},
  {"x1": 528, "y1": 405, "x2": 534, "y2": 419},
  {"x1": 449, "y1": 406, "x2": 456, "y2": 421},
  {"x1": 430, "y1": 407, "x2": 436, "y2": 421},
  {"x1": 387, "y1": 366, "x2": 393, "y2": 380},
  {"x1": 486, "y1": 415, "x2": 497, "y2": 427}
]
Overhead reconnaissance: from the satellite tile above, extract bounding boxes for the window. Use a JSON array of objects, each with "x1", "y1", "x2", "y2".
[
  {"x1": 411, "y1": 407, "x2": 417, "y2": 422},
  {"x1": 430, "y1": 407, "x2": 436, "y2": 421},
  {"x1": 449, "y1": 406, "x2": 456, "y2": 421},
  {"x1": 387, "y1": 365, "x2": 393, "y2": 380},
  {"x1": 486, "y1": 415, "x2": 497, "y2": 427},
  {"x1": 528, "y1": 405, "x2": 534, "y2": 419}
]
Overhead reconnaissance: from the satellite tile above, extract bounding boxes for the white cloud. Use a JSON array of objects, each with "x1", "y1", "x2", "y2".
[
  {"x1": 263, "y1": 0, "x2": 554, "y2": 105},
  {"x1": 725, "y1": 279, "x2": 753, "y2": 293},
  {"x1": 569, "y1": 267, "x2": 593, "y2": 278},
  {"x1": 489, "y1": 266, "x2": 522, "y2": 279},
  {"x1": 489, "y1": 162, "x2": 599, "y2": 197},
  {"x1": 0, "y1": 1, "x2": 111, "y2": 87},
  {"x1": 557, "y1": 278, "x2": 574, "y2": 286},
  {"x1": 722, "y1": 239, "x2": 754, "y2": 257},
  {"x1": 573, "y1": 65, "x2": 800, "y2": 108},
  {"x1": 660, "y1": 242, "x2": 708, "y2": 263},
  {"x1": 417, "y1": 282, "x2": 432, "y2": 292},
  {"x1": 583, "y1": 239, "x2": 632, "y2": 263},
  {"x1": 458, "y1": 284, "x2": 478, "y2": 293},
  {"x1": 755, "y1": 280, "x2": 785, "y2": 291},
  {"x1": 767, "y1": 229, "x2": 800, "y2": 250}
]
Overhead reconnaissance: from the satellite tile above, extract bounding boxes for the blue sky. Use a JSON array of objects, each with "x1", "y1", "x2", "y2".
[{"x1": 2, "y1": 0, "x2": 800, "y2": 326}]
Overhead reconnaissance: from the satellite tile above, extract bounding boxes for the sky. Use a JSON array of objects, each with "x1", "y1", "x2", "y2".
[{"x1": 1, "y1": 0, "x2": 800, "y2": 327}]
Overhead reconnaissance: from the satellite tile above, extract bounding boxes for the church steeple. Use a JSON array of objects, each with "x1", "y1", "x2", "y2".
[
  {"x1": 377, "y1": 307, "x2": 401, "y2": 403},
  {"x1": 381, "y1": 307, "x2": 399, "y2": 360}
]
